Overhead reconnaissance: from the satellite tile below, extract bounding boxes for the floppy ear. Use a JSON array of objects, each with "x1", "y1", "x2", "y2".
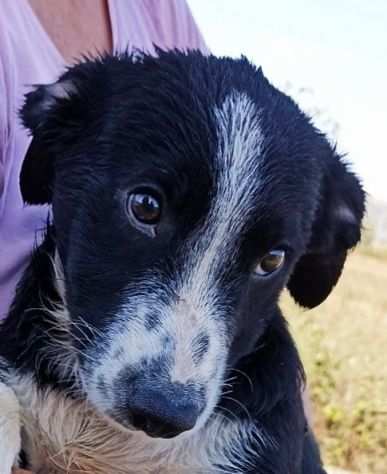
[
  {"x1": 20, "y1": 81, "x2": 76, "y2": 205},
  {"x1": 287, "y1": 153, "x2": 365, "y2": 308}
]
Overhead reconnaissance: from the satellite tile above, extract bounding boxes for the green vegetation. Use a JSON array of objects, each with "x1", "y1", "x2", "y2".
[{"x1": 282, "y1": 248, "x2": 387, "y2": 473}]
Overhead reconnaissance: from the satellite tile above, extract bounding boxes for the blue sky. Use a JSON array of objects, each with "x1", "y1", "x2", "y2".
[{"x1": 190, "y1": 0, "x2": 387, "y2": 202}]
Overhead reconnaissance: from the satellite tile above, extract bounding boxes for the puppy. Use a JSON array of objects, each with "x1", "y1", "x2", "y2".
[{"x1": 0, "y1": 50, "x2": 365, "y2": 473}]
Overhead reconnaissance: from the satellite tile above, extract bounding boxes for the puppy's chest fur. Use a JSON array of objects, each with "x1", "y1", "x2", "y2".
[{"x1": 11, "y1": 377, "x2": 255, "y2": 474}]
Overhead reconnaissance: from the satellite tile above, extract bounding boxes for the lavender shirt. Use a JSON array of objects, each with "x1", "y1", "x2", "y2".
[{"x1": 0, "y1": 0, "x2": 208, "y2": 319}]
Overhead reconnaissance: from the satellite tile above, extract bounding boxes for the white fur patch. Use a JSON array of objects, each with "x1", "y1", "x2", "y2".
[{"x1": 193, "y1": 91, "x2": 264, "y2": 277}]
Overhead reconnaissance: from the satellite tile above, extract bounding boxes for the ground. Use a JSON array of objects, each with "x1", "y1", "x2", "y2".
[{"x1": 282, "y1": 248, "x2": 387, "y2": 473}]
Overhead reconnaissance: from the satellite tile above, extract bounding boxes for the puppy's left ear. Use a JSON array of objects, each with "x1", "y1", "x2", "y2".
[
  {"x1": 287, "y1": 153, "x2": 366, "y2": 308},
  {"x1": 20, "y1": 81, "x2": 76, "y2": 205}
]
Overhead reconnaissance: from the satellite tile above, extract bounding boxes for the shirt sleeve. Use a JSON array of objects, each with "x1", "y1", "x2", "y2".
[{"x1": 0, "y1": 17, "x2": 16, "y2": 197}]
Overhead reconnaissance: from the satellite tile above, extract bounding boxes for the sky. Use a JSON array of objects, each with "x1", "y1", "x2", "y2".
[{"x1": 189, "y1": 0, "x2": 387, "y2": 202}]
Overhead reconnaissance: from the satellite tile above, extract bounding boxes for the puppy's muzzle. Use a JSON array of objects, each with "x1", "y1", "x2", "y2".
[{"x1": 114, "y1": 375, "x2": 205, "y2": 438}]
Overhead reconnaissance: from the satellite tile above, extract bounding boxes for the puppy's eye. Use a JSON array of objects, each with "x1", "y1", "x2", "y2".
[
  {"x1": 129, "y1": 192, "x2": 161, "y2": 225},
  {"x1": 255, "y1": 250, "x2": 285, "y2": 276}
]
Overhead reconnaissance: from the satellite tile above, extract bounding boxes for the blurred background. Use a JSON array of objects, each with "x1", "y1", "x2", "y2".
[{"x1": 189, "y1": 1, "x2": 387, "y2": 472}]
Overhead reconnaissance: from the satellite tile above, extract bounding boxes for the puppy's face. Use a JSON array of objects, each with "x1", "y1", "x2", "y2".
[{"x1": 21, "y1": 52, "x2": 364, "y2": 438}]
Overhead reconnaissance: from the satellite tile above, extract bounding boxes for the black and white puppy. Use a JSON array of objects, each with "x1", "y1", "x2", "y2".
[{"x1": 0, "y1": 51, "x2": 365, "y2": 473}]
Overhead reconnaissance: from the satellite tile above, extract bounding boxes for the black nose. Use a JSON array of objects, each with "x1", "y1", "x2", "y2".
[{"x1": 126, "y1": 385, "x2": 203, "y2": 438}]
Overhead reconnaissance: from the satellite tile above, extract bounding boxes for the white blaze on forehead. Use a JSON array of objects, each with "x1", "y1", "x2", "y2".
[
  {"x1": 214, "y1": 92, "x2": 263, "y2": 205},
  {"x1": 185, "y1": 92, "x2": 264, "y2": 292},
  {"x1": 169, "y1": 92, "x2": 264, "y2": 394},
  {"x1": 210, "y1": 92, "x2": 263, "y2": 250}
]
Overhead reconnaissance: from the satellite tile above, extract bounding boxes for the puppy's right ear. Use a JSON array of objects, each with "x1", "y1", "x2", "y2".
[{"x1": 20, "y1": 81, "x2": 76, "y2": 205}]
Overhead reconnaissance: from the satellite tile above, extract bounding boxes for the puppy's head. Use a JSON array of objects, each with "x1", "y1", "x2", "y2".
[{"x1": 20, "y1": 51, "x2": 365, "y2": 438}]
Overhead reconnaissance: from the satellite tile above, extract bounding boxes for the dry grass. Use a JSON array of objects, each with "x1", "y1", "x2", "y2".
[{"x1": 282, "y1": 248, "x2": 387, "y2": 473}]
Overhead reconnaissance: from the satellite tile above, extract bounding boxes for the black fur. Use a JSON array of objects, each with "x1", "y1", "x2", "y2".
[{"x1": 0, "y1": 50, "x2": 365, "y2": 473}]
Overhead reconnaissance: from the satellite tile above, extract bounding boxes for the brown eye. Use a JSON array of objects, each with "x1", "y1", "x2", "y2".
[
  {"x1": 129, "y1": 192, "x2": 161, "y2": 225},
  {"x1": 255, "y1": 250, "x2": 285, "y2": 276}
]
